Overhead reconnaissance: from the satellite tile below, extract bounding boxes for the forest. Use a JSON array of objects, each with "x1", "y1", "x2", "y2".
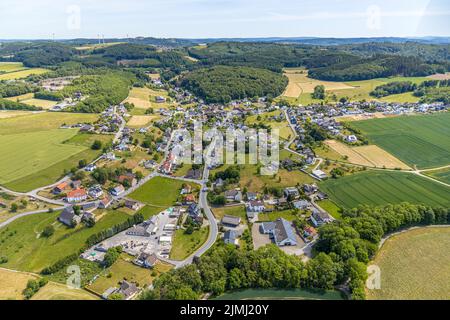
[{"x1": 179, "y1": 65, "x2": 288, "y2": 103}]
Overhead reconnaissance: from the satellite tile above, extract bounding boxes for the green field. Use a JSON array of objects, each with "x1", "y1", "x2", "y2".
[
  {"x1": 350, "y1": 113, "x2": 450, "y2": 169},
  {"x1": 0, "y1": 67, "x2": 49, "y2": 80},
  {"x1": 316, "y1": 199, "x2": 342, "y2": 219},
  {"x1": 368, "y1": 227, "x2": 450, "y2": 300},
  {"x1": 215, "y1": 288, "x2": 344, "y2": 300},
  {"x1": 0, "y1": 129, "x2": 85, "y2": 184},
  {"x1": 0, "y1": 112, "x2": 104, "y2": 191},
  {"x1": 170, "y1": 226, "x2": 209, "y2": 261},
  {"x1": 258, "y1": 209, "x2": 299, "y2": 222},
  {"x1": 0, "y1": 210, "x2": 130, "y2": 273},
  {"x1": 319, "y1": 171, "x2": 450, "y2": 209},
  {"x1": 129, "y1": 176, "x2": 193, "y2": 207},
  {"x1": 425, "y1": 168, "x2": 450, "y2": 185},
  {"x1": 0, "y1": 62, "x2": 26, "y2": 73}
]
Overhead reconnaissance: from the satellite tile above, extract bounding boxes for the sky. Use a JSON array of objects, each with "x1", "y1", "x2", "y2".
[{"x1": 0, "y1": 0, "x2": 449, "y2": 39}]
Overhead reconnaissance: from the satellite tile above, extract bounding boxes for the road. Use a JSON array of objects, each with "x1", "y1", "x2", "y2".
[{"x1": 0, "y1": 207, "x2": 65, "y2": 229}]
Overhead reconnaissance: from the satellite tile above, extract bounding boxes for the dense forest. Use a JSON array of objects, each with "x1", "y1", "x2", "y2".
[
  {"x1": 139, "y1": 203, "x2": 450, "y2": 300},
  {"x1": 370, "y1": 81, "x2": 418, "y2": 98},
  {"x1": 179, "y1": 66, "x2": 288, "y2": 103},
  {"x1": 0, "y1": 81, "x2": 36, "y2": 98},
  {"x1": 0, "y1": 98, "x2": 42, "y2": 111}
]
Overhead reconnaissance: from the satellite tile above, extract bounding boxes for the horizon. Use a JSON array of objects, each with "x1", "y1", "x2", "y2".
[{"x1": 0, "y1": 0, "x2": 449, "y2": 39}]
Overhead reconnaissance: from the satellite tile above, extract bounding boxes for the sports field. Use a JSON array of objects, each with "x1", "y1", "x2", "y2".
[
  {"x1": 325, "y1": 140, "x2": 411, "y2": 170},
  {"x1": 319, "y1": 171, "x2": 450, "y2": 209},
  {"x1": 367, "y1": 227, "x2": 450, "y2": 300},
  {"x1": 350, "y1": 113, "x2": 450, "y2": 169}
]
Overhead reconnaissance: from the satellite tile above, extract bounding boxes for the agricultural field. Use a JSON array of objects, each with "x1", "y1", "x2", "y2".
[
  {"x1": 31, "y1": 282, "x2": 99, "y2": 300},
  {"x1": 0, "y1": 129, "x2": 85, "y2": 185},
  {"x1": 127, "y1": 115, "x2": 160, "y2": 127},
  {"x1": 282, "y1": 68, "x2": 354, "y2": 98},
  {"x1": 350, "y1": 113, "x2": 450, "y2": 169},
  {"x1": 6, "y1": 93, "x2": 58, "y2": 109},
  {"x1": 367, "y1": 227, "x2": 450, "y2": 300},
  {"x1": 0, "y1": 268, "x2": 38, "y2": 300},
  {"x1": 0, "y1": 210, "x2": 131, "y2": 273},
  {"x1": 424, "y1": 168, "x2": 450, "y2": 184},
  {"x1": 170, "y1": 226, "x2": 209, "y2": 261},
  {"x1": 0, "y1": 62, "x2": 26, "y2": 73},
  {"x1": 324, "y1": 140, "x2": 411, "y2": 170},
  {"x1": 319, "y1": 171, "x2": 450, "y2": 209},
  {"x1": 0, "y1": 112, "x2": 105, "y2": 192},
  {"x1": 282, "y1": 71, "x2": 428, "y2": 105},
  {"x1": 129, "y1": 176, "x2": 195, "y2": 207},
  {"x1": 124, "y1": 87, "x2": 172, "y2": 110},
  {"x1": 0, "y1": 110, "x2": 37, "y2": 119},
  {"x1": 0, "y1": 67, "x2": 49, "y2": 80}
]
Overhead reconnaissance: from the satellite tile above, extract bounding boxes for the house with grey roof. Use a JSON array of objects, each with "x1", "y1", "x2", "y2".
[
  {"x1": 223, "y1": 230, "x2": 238, "y2": 246},
  {"x1": 221, "y1": 215, "x2": 241, "y2": 228},
  {"x1": 260, "y1": 218, "x2": 297, "y2": 247},
  {"x1": 58, "y1": 207, "x2": 81, "y2": 227}
]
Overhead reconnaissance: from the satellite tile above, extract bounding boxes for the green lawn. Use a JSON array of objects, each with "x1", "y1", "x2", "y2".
[
  {"x1": 0, "y1": 210, "x2": 130, "y2": 273},
  {"x1": 212, "y1": 205, "x2": 247, "y2": 221},
  {"x1": 170, "y1": 227, "x2": 209, "y2": 261},
  {"x1": 0, "y1": 68, "x2": 49, "y2": 80},
  {"x1": 350, "y1": 113, "x2": 450, "y2": 169},
  {"x1": 316, "y1": 199, "x2": 342, "y2": 219},
  {"x1": 319, "y1": 171, "x2": 450, "y2": 209},
  {"x1": 129, "y1": 176, "x2": 193, "y2": 207}
]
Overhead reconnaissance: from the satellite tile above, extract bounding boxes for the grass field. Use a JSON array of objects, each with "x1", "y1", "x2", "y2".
[
  {"x1": 350, "y1": 113, "x2": 450, "y2": 169},
  {"x1": 324, "y1": 140, "x2": 411, "y2": 170},
  {"x1": 0, "y1": 112, "x2": 103, "y2": 191},
  {"x1": 6, "y1": 93, "x2": 58, "y2": 109},
  {"x1": 215, "y1": 288, "x2": 344, "y2": 300},
  {"x1": 212, "y1": 205, "x2": 247, "y2": 221},
  {"x1": 258, "y1": 209, "x2": 299, "y2": 222},
  {"x1": 0, "y1": 268, "x2": 38, "y2": 300},
  {"x1": 316, "y1": 199, "x2": 342, "y2": 219},
  {"x1": 0, "y1": 62, "x2": 26, "y2": 73},
  {"x1": 0, "y1": 129, "x2": 85, "y2": 184},
  {"x1": 0, "y1": 110, "x2": 36, "y2": 119},
  {"x1": 127, "y1": 115, "x2": 160, "y2": 127},
  {"x1": 170, "y1": 226, "x2": 209, "y2": 261},
  {"x1": 31, "y1": 282, "x2": 99, "y2": 300},
  {"x1": 129, "y1": 176, "x2": 191, "y2": 207},
  {"x1": 0, "y1": 210, "x2": 130, "y2": 272},
  {"x1": 124, "y1": 87, "x2": 172, "y2": 110},
  {"x1": 0, "y1": 67, "x2": 49, "y2": 80},
  {"x1": 319, "y1": 171, "x2": 450, "y2": 209},
  {"x1": 367, "y1": 227, "x2": 450, "y2": 300}
]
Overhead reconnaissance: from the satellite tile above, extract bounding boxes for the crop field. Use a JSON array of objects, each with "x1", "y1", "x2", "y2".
[
  {"x1": 324, "y1": 140, "x2": 411, "y2": 169},
  {"x1": 0, "y1": 210, "x2": 130, "y2": 273},
  {"x1": 31, "y1": 282, "x2": 99, "y2": 300},
  {"x1": 425, "y1": 168, "x2": 450, "y2": 184},
  {"x1": 350, "y1": 113, "x2": 450, "y2": 169},
  {"x1": 0, "y1": 268, "x2": 38, "y2": 300},
  {"x1": 127, "y1": 115, "x2": 160, "y2": 127},
  {"x1": 367, "y1": 227, "x2": 450, "y2": 300},
  {"x1": 0, "y1": 110, "x2": 36, "y2": 119},
  {"x1": 0, "y1": 129, "x2": 86, "y2": 185},
  {"x1": 0, "y1": 67, "x2": 49, "y2": 80},
  {"x1": 129, "y1": 176, "x2": 192, "y2": 207},
  {"x1": 319, "y1": 171, "x2": 450, "y2": 209},
  {"x1": 282, "y1": 68, "x2": 354, "y2": 98},
  {"x1": 124, "y1": 87, "x2": 171, "y2": 109},
  {"x1": 0, "y1": 62, "x2": 27, "y2": 73}
]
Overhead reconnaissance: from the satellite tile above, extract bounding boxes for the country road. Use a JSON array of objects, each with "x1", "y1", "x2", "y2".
[{"x1": 0, "y1": 207, "x2": 65, "y2": 229}]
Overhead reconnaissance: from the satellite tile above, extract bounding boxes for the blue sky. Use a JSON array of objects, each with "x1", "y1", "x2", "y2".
[{"x1": 0, "y1": 0, "x2": 449, "y2": 39}]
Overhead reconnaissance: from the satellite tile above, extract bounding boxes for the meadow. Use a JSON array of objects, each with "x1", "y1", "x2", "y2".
[
  {"x1": 367, "y1": 227, "x2": 450, "y2": 300},
  {"x1": 0, "y1": 62, "x2": 26, "y2": 73},
  {"x1": 245, "y1": 110, "x2": 294, "y2": 141},
  {"x1": 0, "y1": 67, "x2": 49, "y2": 80},
  {"x1": 0, "y1": 210, "x2": 131, "y2": 273},
  {"x1": 0, "y1": 112, "x2": 104, "y2": 191},
  {"x1": 350, "y1": 113, "x2": 450, "y2": 169},
  {"x1": 124, "y1": 87, "x2": 172, "y2": 110},
  {"x1": 319, "y1": 171, "x2": 450, "y2": 209},
  {"x1": 129, "y1": 176, "x2": 192, "y2": 207},
  {"x1": 170, "y1": 226, "x2": 209, "y2": 261}
]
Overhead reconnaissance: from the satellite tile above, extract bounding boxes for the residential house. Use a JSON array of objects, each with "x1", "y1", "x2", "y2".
[
  {"x1": 312, "y1": 169, "x2": 327, "y2": 180},
  {"x1": 99, "y1": 196, "x2": 113, "y2": 209},
  {"x1": 224, "y1": 190, "x2": 242, "y2": 203},
  {"x1": 260, "y1": 218, "x2": 297, "y2": 246},
  {"x1": 310, "y1": 209, "x2": 332, "y2": 227},
  {"x1": 284, "y1": 187, "x2": 300, "y2": 199},
  {"x1": 183, "y1": 194, "x2": 196, "y2": 205},
  {"x1": 88, "y1": 185, "x2": 103, "y2": 199},
  {"x1": 188, "y1": 203, "x2": 203, "y2": 224},
  {"x1": 246, "y1": 200, "x2": 265, "y2": 213},
  {"x1": 292, "y1": 200, "x2": 310, "y2": 210},
  {"x1": 66, "y1": 188, "x2": 87, "y2": 203},
  {"x1": 126, "y1": 225, "x2": 150, "y2": 237},
  {"x1": 125, "y1": 200, "x2": 140, "y2": 211},
  {"x1": 70, "y1": 180, "x2": 82, "y2": 189},
  {"x1": 52, "y1": 182, "x2": 69, "y2": 195},
  {"x1": 134, "y1": 252, "x2": 158, "y2": 269},
  {"x1": 246, "y1": 192, "x2": 258, "y2": 201},
  {"x1": 110, "y1": 185, "x2": 125, "y2": 197},
  {"x1": 118, "y1": 281, "x2": 140, "y2": 300},
  {"x1": 221, "y1": 215, "x2": 241, "y2": 228},
  {"x1": 346, "y1": 135, "x2": 358, "y2": 143},
  {"x1": 185, "y1": 169, "x2": 202, "y2": 180},
  {"x1": 58, "y1": 207, "x2": 81, "y2": 227},
  {"x1": 223, "y1": 230, "x2": 239, "y2": 246}
]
